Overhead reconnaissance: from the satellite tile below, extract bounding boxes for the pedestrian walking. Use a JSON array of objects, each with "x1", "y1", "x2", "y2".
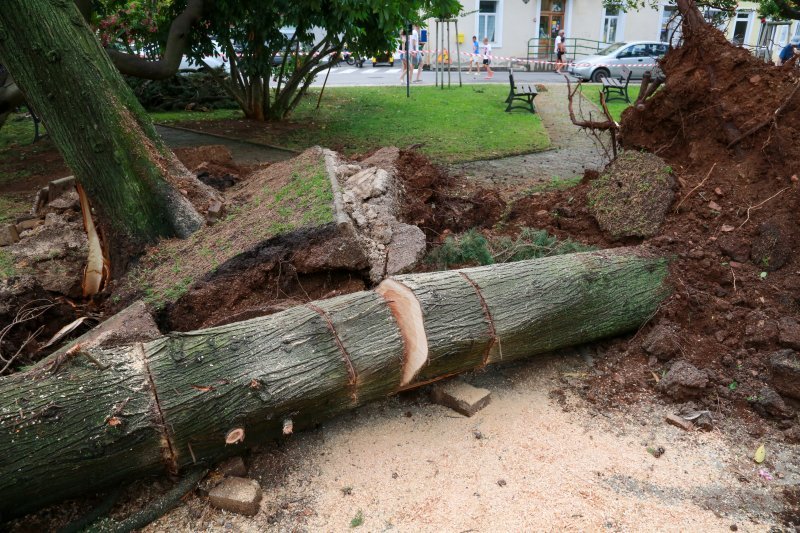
[
  {"x1": 412, "y1": 24, "x2": 423, "y2": 82},
  {"x1": 469, "y1": 35, "x2": 479, "y2": 75},
  {"x1": 778, "y1": 37, "x2": 800, "y2": 66},
  {"x1": 480, "y1": 37, "x2": 493, "y2": 79},
  {"x1": 555, "y1": 30, "x2": 567, "y2": 74},
  {"x1": 398, "y1": 29, "x2": 408, "y2": 82}
]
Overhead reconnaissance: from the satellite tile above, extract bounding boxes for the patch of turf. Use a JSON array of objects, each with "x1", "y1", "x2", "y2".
[
  {"x1": 159, "y1": 85, "x2": 551, "y2": 164},
  {"x1": 0, "y1": 195, "x2": 29, "y2": 223},
  {"x1": 579, "y1": 84, "x2": 642, "y2": 122},
  {"x1": 0, "y1": 111, "x2": 44, "y2": 150},
  {"x1": 0, "y1": 250, "x2": 14, "y2": 279}
]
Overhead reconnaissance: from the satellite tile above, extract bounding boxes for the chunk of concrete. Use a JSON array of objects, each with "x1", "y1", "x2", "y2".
[
  {"x1": 217, "y1": 456, "x2": 248, "y2": 478},
  {"x1": 0, "y1": 224, "x2": 19, "y2": 246},
  {"x1": 208, "y1": 477, "x2": 262, "y2": 516},
  {"x1": 47, "y1": 176, "x2": 76, "y2": 203},
  {"x1": 431, "y1": 380, "x2": 492, "y2": 417},
  {"x1": 15, "y1": 218, "x2": 44, "y2": 233}
]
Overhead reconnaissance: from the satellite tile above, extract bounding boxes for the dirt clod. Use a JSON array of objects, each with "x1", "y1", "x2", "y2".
[
  {"x1": 658, "y1": 360, "x2": 709, "y2": 401},
  {"x1": 587, "y1": 151, "x2": 675, "y2": 240}
]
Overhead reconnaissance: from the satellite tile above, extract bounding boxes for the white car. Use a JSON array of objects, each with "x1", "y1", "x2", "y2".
[{"x1": 568, "y1": 41, "x2": 668, "y2": 82}]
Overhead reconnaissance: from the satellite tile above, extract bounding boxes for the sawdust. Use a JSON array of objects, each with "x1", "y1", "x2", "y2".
[{"x1": 139, "y1": 353, "x2": 797, "y2": 531}]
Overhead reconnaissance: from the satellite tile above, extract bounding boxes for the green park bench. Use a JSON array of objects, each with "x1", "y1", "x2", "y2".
[{"x1": 505, "y1": 70, "x2": 538, "y2": 114}]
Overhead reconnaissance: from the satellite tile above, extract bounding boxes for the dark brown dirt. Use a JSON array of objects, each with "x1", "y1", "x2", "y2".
[
  {"x1": 577, "y1": 15, "x2": 800, "y2": 441},
  {"x1": 392, "y1": 149, "x2": 507, "y2": 239}
]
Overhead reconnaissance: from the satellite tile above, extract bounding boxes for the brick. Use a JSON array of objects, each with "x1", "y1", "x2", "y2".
[
  {"x1": 0, "y1": 224, "x2": 19, "y2": 246},
  {"x1": 665, "y1": 413, "x2": 694, "y2": 431},
  {"x1": 217, "y1": 456, "x2": 247, "y2": 478},
  {"x1": 208, "y1": 477, "x2": 262, "y2": 516},
  {"x1": 431, "y1": 380, "x2": 491, "y2": 417}
]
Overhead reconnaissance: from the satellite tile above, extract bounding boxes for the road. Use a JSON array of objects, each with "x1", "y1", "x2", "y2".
[{"x1": 310, "y1": 62, "x2": 578, "y2": 87}]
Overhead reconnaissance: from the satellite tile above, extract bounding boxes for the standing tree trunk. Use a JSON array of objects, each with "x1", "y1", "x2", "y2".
[
  {"x1": 0, "y1": 248, "x2": 670, "y2": 518},
  {"x1": 0, "y1": 0, "x2": 205, "y2": 263}
]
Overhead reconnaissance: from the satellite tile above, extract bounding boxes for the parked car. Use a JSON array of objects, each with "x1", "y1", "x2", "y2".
[{"x1": 568, "y1": 41, "x2": 669, "y2": 82}]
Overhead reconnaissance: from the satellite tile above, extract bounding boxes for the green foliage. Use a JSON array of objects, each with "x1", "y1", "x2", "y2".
[
  {"x1": 100, "y1": 0, "x2": 463, "y2": 119},
  {"x1": 427, "y1": 229, "x2": 494, "y2": 269},
  {"x1": 492, "y1": 227, "x2": 596, "y2": 263},
  {"x1": 426, "y1": 227, "x2": 594, "y2": 269}
]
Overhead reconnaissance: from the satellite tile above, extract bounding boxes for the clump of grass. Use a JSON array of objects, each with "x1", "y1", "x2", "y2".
[
  {"x1": 350, "y1": 510, "x2": 364, "y2": 528},
  {"x1": 426, "y1": 227, "x2": 595, "y2": 269},
  {"x1": 0, "y1": 251, "x2": 15, "y2": 279},
  {"x1": 0, "y1": 195, "x2": 29, "y2": 224}
]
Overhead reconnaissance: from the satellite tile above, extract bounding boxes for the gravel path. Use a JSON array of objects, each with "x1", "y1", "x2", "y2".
[{"x1": 450, "y1": 84, "x2": 608, "y2": 191}]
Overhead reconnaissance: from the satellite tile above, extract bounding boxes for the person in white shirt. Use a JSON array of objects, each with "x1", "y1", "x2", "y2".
[
  {"x1": 554, "y1": 29, "x2": 566, "y2": 74},
  {"x1": 480, "y1": 37, "x2": 494, "y2": 79},
  {"x1": 411, "y1": 25, "x2": 423, "y2": 82}
]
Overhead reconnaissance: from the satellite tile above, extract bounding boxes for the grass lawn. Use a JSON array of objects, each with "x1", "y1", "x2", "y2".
[
  {"x1": 0, "y1": 112, "x2": 43, "y2": 150},
  {"x1": 579, "y1": 84, "x2": 641, "y2": 122},
  {"x1": 153, "y1": 85, "x2": 551, "y2": 164}
]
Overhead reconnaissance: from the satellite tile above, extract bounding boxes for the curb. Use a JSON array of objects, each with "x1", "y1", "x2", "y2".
[{"x1": 155, "y1": 123, "x2": 300, "y2": 155}]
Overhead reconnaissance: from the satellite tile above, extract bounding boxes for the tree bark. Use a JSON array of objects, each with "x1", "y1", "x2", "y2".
[
  {"x1": 0, "y1": 0, "x2": 204, "y2": 261},
  {"x1": 0, "y1": 248, "x2": 670, "y2": 518}
]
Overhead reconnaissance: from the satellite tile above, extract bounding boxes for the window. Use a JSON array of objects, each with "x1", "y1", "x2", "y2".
[
  {"x1": 618, "y1": 44, "x2": 649, "y2": 58},
  {"x1": 660, "y1": 6, "x2": 681, "y2": 43},
  {"x1": 478, "y1": 1, "x2": 498, "y2": 43},
  {"x1": 603, "y1": 5, "x2": 621, "y2": 42},
  {"x1": 732, "y1": 11, "x2": 750, "y2": 44}
]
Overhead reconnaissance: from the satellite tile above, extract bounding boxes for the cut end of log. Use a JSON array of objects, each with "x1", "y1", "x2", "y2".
[{"x1": 376, "y1": 278, "x2": 428, "y2": 387}]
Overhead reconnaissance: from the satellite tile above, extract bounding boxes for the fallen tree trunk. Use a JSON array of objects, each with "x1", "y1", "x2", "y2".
[{"x1": 0, "y1": 248, "x2": 670, "y2": 519}]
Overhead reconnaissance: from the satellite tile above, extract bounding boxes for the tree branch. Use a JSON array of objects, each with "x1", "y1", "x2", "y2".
[{"x1": 105, "y1": 0, "x2": 205, "y2": 80}]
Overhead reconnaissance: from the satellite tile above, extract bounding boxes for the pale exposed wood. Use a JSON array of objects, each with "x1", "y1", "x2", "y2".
[{"x1": 376, "y1": 279, "x2": 428, "y2": 386}]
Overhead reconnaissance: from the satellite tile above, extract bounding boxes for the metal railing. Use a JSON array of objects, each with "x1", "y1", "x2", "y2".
[{"x1": 526, "y1": 37, "x2": 611, "y2": 66}]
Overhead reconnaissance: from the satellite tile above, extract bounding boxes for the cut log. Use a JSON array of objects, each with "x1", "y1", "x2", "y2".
[{"x1": 0, "y1": 248, "x2": 670, "y2": 518}]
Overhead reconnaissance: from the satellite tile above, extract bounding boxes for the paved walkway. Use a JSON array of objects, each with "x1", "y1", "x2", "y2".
[
  {"x1": 449, "y1": 84, "x2": 607, "y2": 190},
  {"x1": 156, "y1": 125, "x2": 295, "y2": 165}
]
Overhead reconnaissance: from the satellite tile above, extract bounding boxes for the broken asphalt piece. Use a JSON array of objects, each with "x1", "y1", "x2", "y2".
[
  {"x1": 431, "y1": 380, "x2": 492, "y2": 417},
  {"x1": 208, "y1": 477, "x2": 262, "y2": 516}
]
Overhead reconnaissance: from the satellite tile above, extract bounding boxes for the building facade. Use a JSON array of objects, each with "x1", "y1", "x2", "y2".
[{"x1": 425, "y1": 0, "x2": 797, "y2": 62}]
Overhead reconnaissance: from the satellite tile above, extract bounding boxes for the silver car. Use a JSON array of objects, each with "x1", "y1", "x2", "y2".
[{"x1": 568, "y1": 41, "x2": 669, "y2": 82}]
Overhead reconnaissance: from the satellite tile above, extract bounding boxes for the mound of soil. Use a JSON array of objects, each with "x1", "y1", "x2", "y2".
[{"x1": 577, "y1": 8, "x2": 800, "y2": 438}]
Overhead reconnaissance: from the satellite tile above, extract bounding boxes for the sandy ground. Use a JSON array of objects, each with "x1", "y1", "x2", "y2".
[{"x1": 142, "y1": 350, "x2": 798, "y2": 532}]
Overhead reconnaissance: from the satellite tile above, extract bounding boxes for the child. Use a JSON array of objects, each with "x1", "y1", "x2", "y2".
[
  {"x1": 481, "y1": 37, "x2": 493, "y2": 79},
  {"x1": 469, "y1": 35, "x2": 479, "y2": 75}
]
